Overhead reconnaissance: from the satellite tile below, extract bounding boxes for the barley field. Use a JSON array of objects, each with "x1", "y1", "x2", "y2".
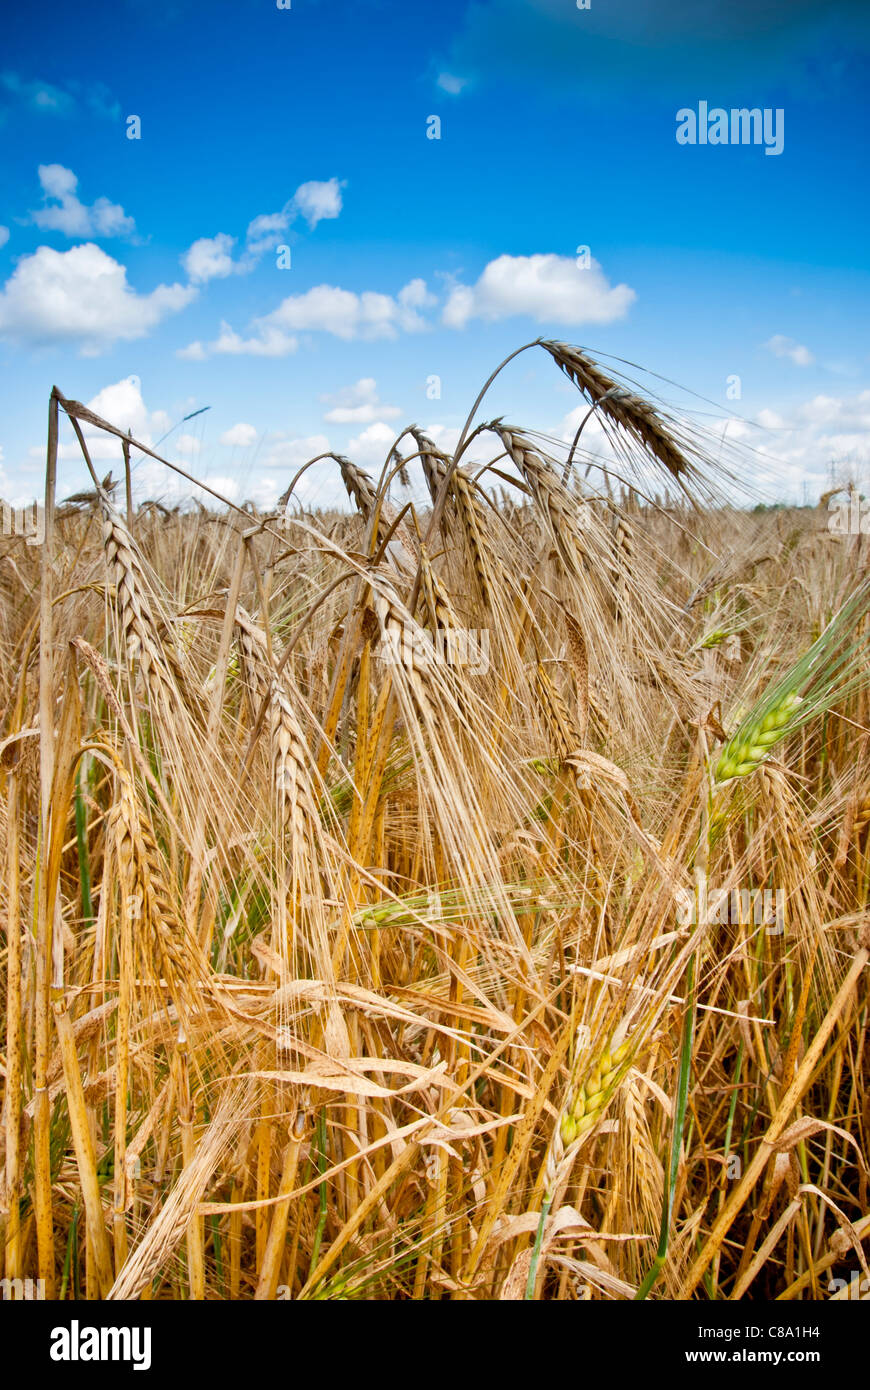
[{"x1": 2, "y1": 341, "x2": 868, "y2": 1301}]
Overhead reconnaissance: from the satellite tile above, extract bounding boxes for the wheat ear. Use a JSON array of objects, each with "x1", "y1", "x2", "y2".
[{"x1": 541, "y1": 341, "x2": 693, "y2": 482}]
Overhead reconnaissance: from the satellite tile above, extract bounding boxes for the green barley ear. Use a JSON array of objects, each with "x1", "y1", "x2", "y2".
[
  {"x1": 714, "y1": 687, "x2": 803, "y2": 782},
  {"x1": 714, "y1": 578, "x2": 870, "y2": 785},
  {"x1": 558, "y1": 1035, "x2": 632, "y2": 1146}
]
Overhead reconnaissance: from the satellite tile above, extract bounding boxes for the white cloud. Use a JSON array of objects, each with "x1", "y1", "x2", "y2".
[
  {"x1": 177, "y1": 179, "x2": 346, "y2": 290},
  {"x1": 260, "y1": 278, "x2": 433, "y2": 341},
  {"x1": 395, "y1": 392, "x2": 870, "y2": 507},
  {"x1": 763, "y1": 334, "x2": 814, "y2": 367},
  {"x1": 245, "y1": 178, "x2": 344, "y2": 255},
  {"x1": 292, "y1": 178, "x2": 344, "y2": 228},
  {"x1": 211, "y1": 322, "x2": 298, "y2": 356},
  {"x1": 177, "y1": 319, "x2": 298, "y2": 359},
  {"x1": 198, "y1": 475, "x2": 239, "y2": 500},
  {"x1": 0, "y1": 243, "x2": 195, "y2": 354},
  {"x1": 399, "y1": 279, "x2": 436, "y2": 314},
  {"x1": 126, "y1": 463, "x2": 241, "y2": 508},
  {"x1": 320, "y1": 377, "x2": 401, "y2": 423},
  {"x1": 1, "y1": 72, "x2": 76, "y2": 116},
  {"x1": 442, "y1": 253, "x2": 636, "y2": 329},
  {"x1": 346, "y1": 421, "x2": 403, "y2": 467},
  {"x1": 186, "y1": 278, "x2": 434, "y2": 358},
  {"x1": 177, "y1": 340, "x2": 207, "y2": 361},
  {"x1": 1, "y1": 73, "x2": 119, "y2": 121},
  {"x1": 558, "y1": 403, "x2": 612, "y2": 453},
  {"x1": 220, "y1": 422, "x2": 258, "y2": 447},
  {"x1": 259, "y1": 433, "x2": 332, "y2": 470},
  {"x1": 240, "y1": 476, "x2": 285, "y2": 509},
  {"x1": 41, "y1": 376, "x2": 221, "y2": 506},
  {"x1": 0, "y1": 226, "x2": 9, "y2": 249},
  {"x1": 437, "y1": 72, "x2": 469, "y2": 94},
  {"x1": 261, "y1": 441, "x2": 382, "y2": 512},
  {"x1": 51, "y1": 377, "x2": 172, "y2": 481},
  {"x1": 245, "y1": 212, "x2": 290, "y2": 258},
  {"x1": 757, "y1": 407, "x2": 787, "y2": 429},
  {"x1": 243, "y1": 462, "x2": 347, "y2": 512},
  {"x1": 182, "y1": 233, "x2": 239, "y2": 284},
  {"x1": 706, "y1": 389, "x2": 870, "y2": 498},
  {"x1": 86, "y1": 377, "x2": 171, "y2": 439},
  {"x1": 29, "y1": 164, "x2": 135, "y2": 238}
]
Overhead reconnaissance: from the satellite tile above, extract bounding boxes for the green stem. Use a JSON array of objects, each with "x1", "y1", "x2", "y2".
[
  {"x1": 59, "y1": 1204, "x2": 79, "y2": 1300},
  {"x1": 635, "y1": 952, "x2": 697, "y2": 1300},
  {"x1": 710, "y1": 1041, "x2": 744, "y2": 1298},
  {"x1": 74, "y1": 766, "x2": 93, "y2": 929},
  {"x1": 525, "y1": 1194, "x2": 552, "y2": 1300},
  {"x1": 308, "y1": 1109, "x2": 329, "y2": 1279}
]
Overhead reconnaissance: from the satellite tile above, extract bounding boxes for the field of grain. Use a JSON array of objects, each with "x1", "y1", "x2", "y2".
[{"x1": 1, "y1": 341, "x2": 868, "y2": 1300}]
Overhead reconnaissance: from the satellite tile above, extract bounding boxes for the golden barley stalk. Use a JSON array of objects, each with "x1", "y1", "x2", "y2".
[
  {"x1": 852, "y1": 791, "x2": 870, "y2": 839},
  {"x1": 411, "y1": 426, "x2": 502, "y2": 606},
  {"x1": 110, "y1": 765, "x2": 210, "y2": 1016},
  {"x1": 234, "y1": 606, "x2": 323, "y2": 843},
  {"x1": 541, "y1": 340, "x2": 693, "y2": 482},
  {"x1": 493, "y1": 425, "x2": 593, "y2": 582},
  {"x1": 418, "y1": 542, "x2": 458, "y2": 635},
  {"x1": 99, "y1": 490, "x2": 185, "y2": 707},
  {"x1": 337, "y1": 454, "x2": 379, "y2": 519},
  {"x1": 534, "y1": 662, "x2": 583, "y2": 766}
]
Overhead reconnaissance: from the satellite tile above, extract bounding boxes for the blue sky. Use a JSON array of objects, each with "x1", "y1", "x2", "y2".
[{"x1": 1, "y1": 0, "x2": 868, "y2": 509}]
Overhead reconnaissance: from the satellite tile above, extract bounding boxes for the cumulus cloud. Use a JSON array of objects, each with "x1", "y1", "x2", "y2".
[
  {"x1": 0, "y1": 227, "x2": 9, "y2": 248},
  {"x1": 262, "y1": 434, "x2": 332, "y2": 469},
  {"x1": 1, "y1": 71, "x2": 75, "y2": 117},
  {"x1": 558, "y1": 402, "x2": 615, "y2": 456},
  {"x1": 176, "y1": 340, "x2": 207, "y2": 361},
  {"x1": 220, "y1": 422, "x2": 258, "y2": 447},
  {"x1": 49, "y1": 377, "x2": 172, "y2": 480},
  {"x1": 39, "y1": 377, "x2": 221, "y2": 505},
  {"x1": 258, "y1": 278, "x2": 433, "y2": 341},
  {"x1": 175, "y1": 433, "x2": 201, "y2": 457},
  {"x1": 763, "y1": 334, "x2": 815, "y2": 367},
  {"x1": 184, "y1": 278, "x2": 434, "y2": 358},
  {"x1": 346, "y1": 422, "x2": 404, "y2": 467},
  {"x1": 437, "y1": 72, "x2": 469, "y2": 94},
  {"x1": 179, "y1": 179, "x2": 346, "y2": 287},
  {"x1": 249, "y1": 448, "x2": 350, "y2": 512},
  {"x1": 708, "y1": 389, "x2": 870, "y2": 498},
  {"x1": 252, "y1": 457, "x2": 360, "y2": 512},
  {"x1": 320, "y1": 377, "x2": 401, "y2": 423},
  {"x1": 178, "y1": 319, "x2": 298, "y2": 359},
  {"x1": 757, "y1": 407, "x2": 788, "y2": 429},
  {"x1": 443, "y1": 253, "x2": 635, "y2": 329},
  {"x1": 182, "y1": 233, "x2": 239, "y2": 284},
  {"x1": 87, "y1": 377, "x2": 171, "y2": 438},
  {"x1": 0, "y1": 243, "x2": 196, "y2": 354},
  {"x1": 29, "y1": 164, "x2": 135, "y2": 238},
  {"x1": 244, "y1": 212, "x2": 289, "y2": 259},
  {"x1": 1, "y1": 72, "x2": 120, "y2": 120},
  {"x1": 292, "y1": 179, "x2": 344, "y2": 228},
  {"x1": 246, "y1": 177, "x2": 345, "y2": 255},
  {"x1": 210, "y1": 322, "x2": 298, "y2": 356}
]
